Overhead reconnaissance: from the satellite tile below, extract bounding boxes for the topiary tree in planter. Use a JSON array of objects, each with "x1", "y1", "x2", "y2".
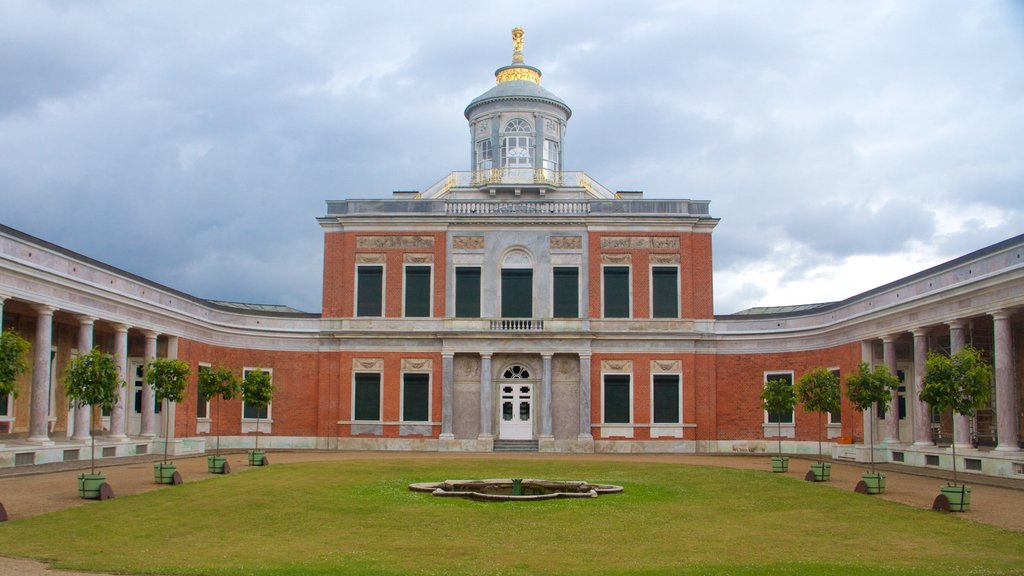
[
  {"x1": 241, "y1": 368, "x2": 273, "y2": 466},
  {"x1": 761, "y1": 376, "x2": 796, "y2": 473},
  {"x1": 145, "y1": 357, "x2": 190, "y2": 484},
  {"x1": 795, "y1": 367, "x2": 841, "y2": 482},
  {"x1": 64, "y1": 347, "x2": 123, "y2": 499},
  {"x1": 0, "y1": 328, "x2": 31, "y2": 416},
  {"x1": 197, "y1": 365, "x2": 240, "y2": 473},
  {"x1": 845, "y1": 361, "x2": 899, "y2": 494},
  {"x1": 920, "y1": 346, "x2": 992, "y2": 512}
]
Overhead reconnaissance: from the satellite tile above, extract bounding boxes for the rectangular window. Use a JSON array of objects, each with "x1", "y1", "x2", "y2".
[
  {"x1": 603, "y1": 266, "x2": 630, "y2": 318},
  {"x1": 0, "y1": 393, "x2": 11, "y2": 417},
  {"x1": 542, "y1": 139, "x2": 559, "y2": 172},
  {"x1": 241, "y1": 368, "x2": 271, "y2": 420},
  {"x1": 356, "y1": 265, "x2": 383, "y2": 317},
  {"x1": 552, "y1": 267, "x2": 579, "y2": 318},
  {"x1": 764, "y1": 372, "x2": 794, "y2": 424},
  {"x1": 196, "y1": 364, "x2": 210, "y2": 419},
  {"x1": 476, "y1": 139, "x2": 493, "y2": 171},
  {"x1": 402, "y1": 373, "x2": 430, "y2": 422},
  {"x1": 404, "y1": 265, "x2": 431, "y2": 318},
  {"x1": 455, "y1": 267, "x2": 481, "y2": 318},
  {"x1": 603, "y1": 374, "x2": 631, "y2": 424},
  {"x1": 651, "y1": 266, "x2": 679, "y2": 318},
  {"x1": 652, "y1": 374, "x2": 681, "y2": 424},
  {"x1": 501, "y1": 268, "x2": 533, "y2": 318},
  {"x1": 353, "y1": 372, "x2": 382, "y2": 421},
  {"x1": 828, "y1": 368, "x2": 841, "y2": 424}
]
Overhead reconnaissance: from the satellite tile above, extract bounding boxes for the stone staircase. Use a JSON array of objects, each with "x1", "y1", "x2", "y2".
[{"x1": 492, "y1": 439, "x2": 539, "y2": 453}]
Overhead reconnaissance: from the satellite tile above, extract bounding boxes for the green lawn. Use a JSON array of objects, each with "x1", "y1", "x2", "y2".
[{"x1": 2, "y1": 458, "x2": 1023, "y2": 575}]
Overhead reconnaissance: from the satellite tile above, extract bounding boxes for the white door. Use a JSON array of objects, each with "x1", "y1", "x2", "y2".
[{"x1": 499, "y1": 382, "x2": 534, "y2": 440}]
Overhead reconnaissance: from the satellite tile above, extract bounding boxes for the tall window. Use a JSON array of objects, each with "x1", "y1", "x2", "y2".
[
  {"x1": 542, "y1": 139, "x2": 559, "y2": 172},
  {"x1": 501, "y1": 250, "x2": 533, "y2": 318},
  {"x1": 353, "y1": 372, "x2": 381, "y2": 421},
  {"x1": 402, "y1": 373, "x2": 430, "y2": 422},
  {"x1": 476, "y1": 139, "x2": 493, "y2": 171},
  {"x1": 0, "y1": 393, "x2": 12, "y2": 418},
  {"x1": 651, "y1": 266, "x2": 679, "y2": 318},
  {"x1": 501, "y1": 119, "x2": 533, "y2": 169},
  {"x1": 196, "y1": 364, "x2": 210, "y2": 419},
  {"x1": 356, "y1": 265, "x2": 383, "y2": 317},
  {"x1": 764, "y1": 372, "x2": 794, "y2": 424},
  {"x1": 242, "y1": 368, "x2": 271, "y2": 420},
  {"x1": 404, "y1": 265, "x2": 431, "y2": 318},
  {"x1": 603, "y1": 266, "x2": 630, "y2": 318},
  {"x1": 603, "y1": 374, "x2": 631, "y2": 424},
  {"x1": 828, "y1": 368, "x2": 842, "y2": 424},
  {"x1": 652, "y1": 374, "x2": 681, "y2": 424},
  {"x1": 455, "y1": 267, "x2": 481, "y2": 318},
  {"x1": 552, "y1": 267, "x2": 579, "y2": 318}
]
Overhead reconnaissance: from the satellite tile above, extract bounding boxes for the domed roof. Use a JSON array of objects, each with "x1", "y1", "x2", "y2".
[{"x1": 464, "y1": 28, "x2": 571, "y2": 120}]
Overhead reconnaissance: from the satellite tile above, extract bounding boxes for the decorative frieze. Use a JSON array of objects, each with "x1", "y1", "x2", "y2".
[
  {"x1": 402, "y1": 358, "x2": 433, "y2": 371},
  {"x1": 357, "y1": 236, "x2": 434, "y2": 249},
  {"x1": 453, "y1": 236, "x2": 485, "y2": 250},
  {"x1": 601, "y1": 359, "x2": 633, "y2": 372},
  {"x1": 649, "y1": 254, "x2": 680, "y2": 265},
  {"x1": 550, "y1": 236, "x2": 582, "y2": 250},
  {"x1": 356, "y1": 253, "x2": 385, "y2": 264},
  {"x1": 601, "y1": 254, "x2": 632, "y2": 264},
  {"x1": 601, "y1": 236, "x2": 679, "y2": 249},
  {"x1": 353, "y1": 358, "x2": 383, "y2": 371},
  {"x1": 651, "y1": 359, "x2": 681, "y2": 372},
  {"x1": 404, "y1": 254, "x2": 434, "y2": 264}
]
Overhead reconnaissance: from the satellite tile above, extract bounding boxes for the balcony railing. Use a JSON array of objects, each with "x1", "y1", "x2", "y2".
[
  {"x1": 489, "y1": 319, "x2": 544, "y2": 331},
  {"x1": 447, "y1": 200, "x2": 590, "y2": 216}
]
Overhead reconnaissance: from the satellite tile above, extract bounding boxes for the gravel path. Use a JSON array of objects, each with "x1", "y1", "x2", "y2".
[{"x1": 1, "y1": 451, "x2": 1022, "y2": 575}]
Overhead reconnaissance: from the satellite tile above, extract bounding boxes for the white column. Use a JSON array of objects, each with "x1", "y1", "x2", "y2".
[
  {"x1": 992, "y1": 311, "x2": 1020, "y2": 452},
  {"x1": 947, "y1": 320, "x2": 972, "y2": 448},
  {"x1": 140, "y1": 330, "x2": 158, "y2": 437},
  {"x1": 165, "y1": 335, "x2": 179, "y2": 442},
  {"x1": 578, "y1": 354, "x2": 592, "y2": 440},
  {"x1": 440, "y1": 353, "x2": 454, "y2": 440},
  {"x1": 912, "y1": 328, "x2": 934, "y2": 446},
  {"x1": 882, "y1": 335, "x2": 900, "y2": 443},
  {"x1": 478, "y1": 353, "x2": 493, "y2": 439},
  {"x1": 28, "y1": 305, "x2": 55, "y2": 443},
  {"x1": 860, "y1": 341, "x2": 874, "y2": 445},
  {"x1": 540, "y1": 353, "x2": 553, "y2": 439},
  {"x1": 72, "y1": 315, "x2": 96, "y2": 441},
  {"x1": 109, "y1": 324, "x2": 130, "y2": 439}
]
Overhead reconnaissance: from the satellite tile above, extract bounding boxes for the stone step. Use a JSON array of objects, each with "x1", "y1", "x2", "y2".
[{"x1": 493, "y1": 439, "x2": 539, "y2": 452}]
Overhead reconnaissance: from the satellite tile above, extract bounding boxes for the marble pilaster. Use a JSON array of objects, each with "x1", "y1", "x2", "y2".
[
  {"x1": 912, "y1": 328, "x2": 933, "y2": 446},
  {"x1": 478, "y1": 353, "x2": 493, "y2": 438},
  {"x1": 882, "y1": 335, "x2": 900, "y2": 443},
  {"x1": 28, "y1": 305, "x2": 55, "y2": 443},
  {"x1": 140, "y1": 330, "x2": 158, "y2": 437},
  {"x1": 109, "y1": 324, "x2": 130, "y2": 439},
  {"x1": 947, "y1": 320, "x2": 972, "y2": 448},
  {"x1": 440, "y1": 353, "x2": 454, "y2": 439},
  {"x1": 72, "y1": 316, "x2": 95, "y2": 441},
  {"x1": 578, "y1": 354, "x2": 592, "y2": 440},
  {"x1": 540, "y1": 353, "x2": 553, "y2": 438},
  {"x1": 992, "y1": 311, "x2": 1020, "y2": 451}
]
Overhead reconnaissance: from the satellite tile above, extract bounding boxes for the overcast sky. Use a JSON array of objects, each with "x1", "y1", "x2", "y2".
[{"x1": 2, "y1": 1, "x2": 1022, "y2": 315}]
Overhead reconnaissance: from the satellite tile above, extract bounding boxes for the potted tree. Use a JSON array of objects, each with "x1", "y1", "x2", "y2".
[
  {"x1": 241, "y1": 368, "x2": 273, "y2": 466},
  {"x1": 197, "y1": 365, "x2": 240, "y2": 473},
  {"x1": 845, "y1": 361, "x2": 899, "y2": 494},
  {"x1": 64, "y1": 347, "x2": 123, "y2": 499},
  {"x1": 145, "y1": 357, "x2": 190, "y2": 484},
  {"x1": 920, "y1": 346, "x2": 992, "y2": 512},
  {"x1": 795, "y1": 367, "x2": 840, "y2": 482},
  {"x1": 761, "y1": 376, "x2": 795, "y2": 472}
]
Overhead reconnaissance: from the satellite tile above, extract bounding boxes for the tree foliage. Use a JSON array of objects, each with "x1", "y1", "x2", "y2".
[
  {"x1": 64, "y1": 348, "x2": 122, "y2": 411},
  {"x1": 145, "y1": 357, "x2": 191, "y2": 403},
  {"x1": 845, "y1": 361, "x2": 899, "y2": 413},
  {"x1": 920, "y1": 347, "x2": 993, "y2": 417},
  {"x1": 761, "y1": 377, "x2": 795, "y2": 416},
  {"x1": 795, "y1": 367, "x2": 840, "y2": 414},
  {"x1": 198, "y1": 365, "x2": 240, "y2": 402},
  {"x1": 0, "y1": 328, "x2": 31, "y2": 398},
  {"x1": 242, "y1": 369, "x2": 274, "y2": 409}
]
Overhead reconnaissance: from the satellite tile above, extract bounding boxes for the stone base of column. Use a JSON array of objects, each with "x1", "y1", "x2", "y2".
[
  {"x1": 912, "y1": 441, "x2": 935, "y2": 447},
  {"x1": 476, "y1": 434, "x2": 494, "y2": 442},
  {"x1": 576, "y1": 433, "x2": 594, "y2": 441},
  {"x1": 953, "y1": 442, "x2": 973, "y2": 449},
  {"x1": 72, "y1": 434, "x2": 91, "y2": 442},
  {"x1": 139, "y1": 433, "x2": 156, "y2": 439},
  {"x1": 994, "y1": 444, "x2": 1022, "y2": 452},
  {"x1": 26, "y1": 436, "x2": 54, "y2": 446},
  {"x1": 438, "y1": 433, "x2": 455, "y2": 441}
]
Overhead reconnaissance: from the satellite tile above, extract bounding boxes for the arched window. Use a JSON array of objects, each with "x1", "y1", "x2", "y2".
[
  {"x1": 501, "y1": 119, "x2": 533, "y2": 169},
  {"x1": 501, "y1": 248, "x2": 533, "y2": 318},
  {"x1": 502, "y1": 365, "x2": 531, "y2": 379}
]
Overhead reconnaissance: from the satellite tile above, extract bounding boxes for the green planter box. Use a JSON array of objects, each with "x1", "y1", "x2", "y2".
[
  {"x1": 78, "y1": 473, "x2": 106, "y2": 500},
  {"x1": 941, "y1": 484, "x2": 971, "y2": 512},
  {"x1": 207, "y1": 455, "x2": 228, "y2": 474},
  {"x1": 810, "y1": 462, "x2": 831, "y2": 482},
  {"x1": 248, "y1": 450, "x2": 266, "y2": 466},
  {"x1": 862, "y1": 472, "x2": 886, "y2": 494},
  {"x1": 153, "y1": 463, "x2": 177, "y2": 484},
  {"x1": 770, "y1": 456, "x2": 789, "y2": 473}
]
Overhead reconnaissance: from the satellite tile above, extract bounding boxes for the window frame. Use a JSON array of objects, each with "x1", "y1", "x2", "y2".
[
  {"x1": 241, "y1": 367, "x2": 272, "y2": 422},
  {"x1": 196, "y1": 363, "x2": 211, "y2": 421},
  {"x1": 827, "y1": 367, "x2": 842, "y2": 425},
  {"x1": 402, "y1": 263, "x2": 433, "y2": 318},
  {"x1": 400, "y1": 371, "x2": 431, "y2": 423},
  {"x1": 454, "y1": 266, "x2": 482, "y2": 318},
  {"x1": 352, "y1": 371, "x2": 383, "y2": 423},
  {"x1": 0, "y1": 392, "x2": 13, "y2": 421},
  {"x1": 551, "y1": 266, "x2": 580, "y2": 319},
  {"x1": 355, "y1": 264, "x2": 385, "y2": 318},
  {"x1": 650, "y1": 372, "x2": 682, "y2": 425},
  {"x1": 602, "y1": 265, "x2": 632, "y2": 319},
  {"x1": 650, "y1": 265, "x2": 680, "y2": 319},
  {"x1": 602, "y1": 372, "x2": 633, "y2": 425},
  {"x1": 476, "y1": 139, "x2": 493, "y2": 171},
  {"x1": 763, "y1": 371, "x2": 795, "y2": 425}
]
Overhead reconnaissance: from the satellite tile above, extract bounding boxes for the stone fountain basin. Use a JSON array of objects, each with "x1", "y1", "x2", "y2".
[{"x1": 408, "y1": 479, "x2": 624, "y2": 501}]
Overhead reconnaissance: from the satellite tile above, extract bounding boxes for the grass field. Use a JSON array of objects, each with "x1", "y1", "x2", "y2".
[{"x1": 2, "y1": 458, "x2": 1023, "y2": 575}]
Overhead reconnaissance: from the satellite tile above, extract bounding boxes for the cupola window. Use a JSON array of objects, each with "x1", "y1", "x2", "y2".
[{"x1": 501, "y1": 119, "x2": 534, "y2": 170}]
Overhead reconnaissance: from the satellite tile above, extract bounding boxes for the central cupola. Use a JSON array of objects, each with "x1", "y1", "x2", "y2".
[{"x1": 465, "y1": 28, "x2": 571, "y2": 185}]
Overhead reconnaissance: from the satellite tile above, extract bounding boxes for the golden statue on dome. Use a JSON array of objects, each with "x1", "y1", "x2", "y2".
[{"x1": 496, "y1": 27, "x2": 541, "y2": 84}]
